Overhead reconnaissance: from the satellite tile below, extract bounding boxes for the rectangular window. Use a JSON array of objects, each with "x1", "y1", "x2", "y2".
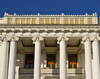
[
  {"x1": 25, "y1": 54, "x2": 34, "y2": 68},
  {"x1": 68, "y1": 54, "x2": 77, "y2": 68},
  {"x1": 47, "y1": 54, "x2": 56, "y2": 69}
]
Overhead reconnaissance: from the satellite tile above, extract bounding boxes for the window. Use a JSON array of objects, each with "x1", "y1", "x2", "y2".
[
  {"x1": 47, "y1": 54, "x2": 56, "y2": 68},
  {"x1": 25, "y1": 54, "x2": 34, "y2": 68},
  {"x1": 68, "y1": 54, "x2": 77, "y2": 68}
]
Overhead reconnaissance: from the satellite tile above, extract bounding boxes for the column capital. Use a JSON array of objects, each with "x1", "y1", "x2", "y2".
[
  {"x1": 0, "y1": 36, "x2": 10, "y2": 42},
  {"x1": 10, "y1": 36, "x2": 19, "y2": 42},
  {"x1": 32, "y1": 36, "x2": 44, "y2": 44},
  {"x1": 82, "y1": 37, "x2": 92, "y2": 41},
  {"x1": 91, "y1": 36, "x2": 100, "y2": 42},
  {"x1": 82, "y1": 36, "x2": 93, "y2": 44},
  {"x1": 57, "y1": 36, "x2": 69, "y2": 44}
]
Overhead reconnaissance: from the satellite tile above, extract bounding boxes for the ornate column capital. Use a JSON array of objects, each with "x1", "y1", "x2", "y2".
[
  {"x1": 57, "y1": 36, "x2": 69, "y2": 44},
  {"x1": 32, "y1": 36, "x2": 44, "y2": 44},
  {"x1": 0, "y1": 36, "x2": 11, "y2": 42},
  {"x1": 82, "y1": 36, "x2": 100, "y2": 43},
  {"x1": 82, "y1": 36, "x2": 92, "y2": 44},
  {"x1": 91, "y1": 36, "x2": 100, "y2": 42},
  {"x1": 10, "y1": 36, "x2": 19, "y2": 42}
]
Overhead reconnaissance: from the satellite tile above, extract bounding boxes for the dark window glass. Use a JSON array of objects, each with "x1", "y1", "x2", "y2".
[
  {"x1": 68, "y1": 54, "x2": 77, "y2": 68},
  {"x1": 25, "y1": 54, "x2": 34, "y2": 68},
  {"x1": 47, "y1": 54, "x2": 56, "y2": 68}
]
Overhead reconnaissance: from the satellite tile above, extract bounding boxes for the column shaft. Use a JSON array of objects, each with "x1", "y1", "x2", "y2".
[
  {"x1": 34, "y1": 41, "x2": 41, "y2": 79},
  {"x1": 84, "y1": 40, "x2": 92, "y2": 79},
  {"x1": 8, "y1": 41, "x2": 17, "y2": 79},
  {"x1": 0, "y1": 41, "x2": 9, "y2": 79},
  {"x1": 92, "y1": 41, "x2": 100, "y2": 79},
  {"x1": 60, "y1": 41, "x2": 67, "y2": 79}
]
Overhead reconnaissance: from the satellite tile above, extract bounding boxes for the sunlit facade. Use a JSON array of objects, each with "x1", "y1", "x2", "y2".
[{"x1": 0, "y1": 12, "x2": 100, "y2": 79}]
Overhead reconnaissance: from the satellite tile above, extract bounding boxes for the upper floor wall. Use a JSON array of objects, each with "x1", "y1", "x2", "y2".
[{"x1": 0, "y1": 12, "x2": 99, "y2": 24}]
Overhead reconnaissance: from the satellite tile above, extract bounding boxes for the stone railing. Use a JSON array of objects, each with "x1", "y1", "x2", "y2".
[{"x1": 19, "y1": 68, "x2": 84, "y2": 74}]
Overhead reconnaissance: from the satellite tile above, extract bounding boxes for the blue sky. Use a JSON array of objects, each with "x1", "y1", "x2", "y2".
[{"x1": 0, "y1": 0, "x2": 100, "y2": 17}]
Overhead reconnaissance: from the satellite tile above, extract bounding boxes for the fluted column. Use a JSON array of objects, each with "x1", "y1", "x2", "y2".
[
  {"x1": 0, "y1": 37, "x2": 10, "y2": 79},
  {"x1": 92, "y1": 37, "x2": 100, "y2": 79},
  {"x1": 57, "y1": 36, "x2": 69, "y2": 79},
  {"x1": 82, "y1": 37, "x2": 92, "y2": 79},
  {"x1": 32, "y1": 36, "x2": 43, "y2": 79},
  {"x1": 8, "y1": 36, "x2": 19, "y2": 79}
]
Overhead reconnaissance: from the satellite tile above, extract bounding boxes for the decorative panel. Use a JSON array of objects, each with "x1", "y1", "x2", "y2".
[
  {"x1": 46, "y1": 18, "x2": 50, "y2": 24},
  {"x1": 8, "y1": 18, "x2": 12, "y2": 24},
  {"x1": 40, "y1": 18, "x2": 44, "y2": 24},
  {"x1": 80, "y1": 18, "x2": 84, "y2": 24},
  {"x1": 75, "y1": 18, "x2": 79, "y2": 24},
  {"x1": 88, "y1": 18, "x2": 93, "y2": 24},
  {"x1": 70, "y1": 18, "x2": 74, "y2": 24},
  {"x1": 27, "y1": 18, "x2": 31, "y2": 24},
  {"x1": 65, "y1": 18, "x2": 69, "y2": 24},
  {"x1": 32, "y1": 18, "x2": 36, "y2": 24},
  {"x1": 56, "y1": 18, "x2": 60, "y2": 24},
  {"x1": 16, "y1": 18, "x2": 21, "y2": 24},
  {"x1": 21, "y1": 18, "x2": 26, "y2": 24},
  {"x1": 51, "y1": 18, "x2": 55, "y2": 24}
]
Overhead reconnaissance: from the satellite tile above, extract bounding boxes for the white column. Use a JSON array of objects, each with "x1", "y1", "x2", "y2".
[
  {"x1": 8, "y1": 37, "x2": 19, "y2": 79},
  {"x1": 92, "y1": 37, "x2": 100, "y2": 79},
  {"x1": 82, "y1": 37, "x2": 93, "y2": 79},
  {"x1": 57, "y1": 36, "x2": 69, "y2": 79},
  {"x1": 0, "y1": 37, "x2": 9, "y2": 79},
  {"x1": 32, "y1": 36, "x2": 43, "y2": 79}
]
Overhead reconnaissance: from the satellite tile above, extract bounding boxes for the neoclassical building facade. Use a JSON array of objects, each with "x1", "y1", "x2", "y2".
[{"x1": 0, "y1": 12, "x2": 100, "y2": 79}]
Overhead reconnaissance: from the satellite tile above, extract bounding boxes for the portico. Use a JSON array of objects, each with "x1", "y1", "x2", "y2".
[{"x1": 0, "y1": 13, "x2": 100, "y2": 79}]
